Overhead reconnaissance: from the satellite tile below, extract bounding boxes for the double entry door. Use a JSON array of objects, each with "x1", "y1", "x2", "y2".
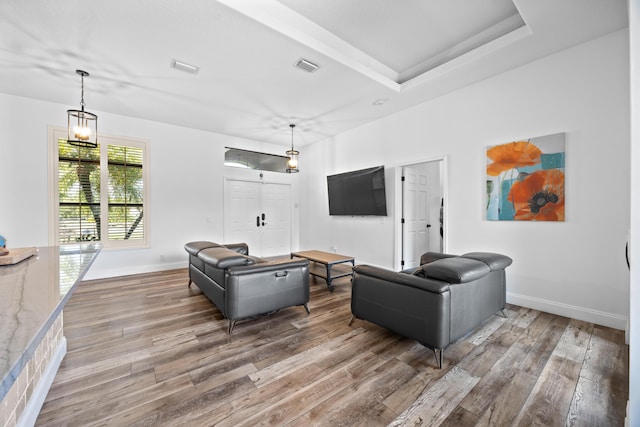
[{"x1": 223, "y1": 179, "x2": 292, "y2": 257}]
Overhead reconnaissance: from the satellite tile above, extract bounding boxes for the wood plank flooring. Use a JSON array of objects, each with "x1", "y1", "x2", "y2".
[{"x1": 36, "y1": 268, "x2": 628, "y2": 426}]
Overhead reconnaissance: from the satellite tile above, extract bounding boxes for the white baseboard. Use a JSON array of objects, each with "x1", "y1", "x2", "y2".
[
  {"x1": 507, "y1": 292, "x2": 628, "y2": 331},
  {"x1": 84, "y1": 261, "x2": 185, "y2": 280},
  {"x1": 18, "y1": 337, "x2": 67, "y2": 427},
  {"x1": 626, "y1": 319, "x2": 630, "y2": 345},
  {"x1": 625, "y1": 400, "x2": 629, "y2": 427}
]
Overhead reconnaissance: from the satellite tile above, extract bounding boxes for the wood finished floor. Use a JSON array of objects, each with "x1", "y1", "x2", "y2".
[{"x1": 36, "y1": 268, "x2": 628, "y2": 426}]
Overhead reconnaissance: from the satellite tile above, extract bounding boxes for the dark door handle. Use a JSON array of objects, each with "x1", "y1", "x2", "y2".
[
  {"x1": 262, "y1": 213, "x2": 266, "y2": 220},
  {"x1": 627, "y1": 242, "x2": 630, "y2": 269},
  {"x1": 256, "y1": 216, "x2": 260, "y2": 227}
]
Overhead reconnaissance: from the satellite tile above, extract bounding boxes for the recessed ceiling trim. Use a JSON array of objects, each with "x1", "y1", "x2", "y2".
[
  {"x1": 217, "y1": 0, "x2": 402, "y2": 91},
  {"x1": 218, "y1": 0, "x2": 533, "y2": 94},
  {"x1": 401, "y1": 24, "x2": 533, "y2": 91},
  {"x1": 399, "y1": 13, "x2": 527, "y2": 83}
]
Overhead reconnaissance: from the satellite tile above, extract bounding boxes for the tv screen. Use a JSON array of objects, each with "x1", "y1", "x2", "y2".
[{"x1": 327, "y1": 166, "x2": 387, "y2": 216}]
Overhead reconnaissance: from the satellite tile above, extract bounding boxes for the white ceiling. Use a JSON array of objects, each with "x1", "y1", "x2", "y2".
[{"x1": 0, "y1": 0, "x2": 628, "y2": 147}]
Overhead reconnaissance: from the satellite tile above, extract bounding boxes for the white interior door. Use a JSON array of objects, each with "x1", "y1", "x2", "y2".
[
  {"x1": 224, "y1": 179, "x2": 291, "y2": 257},
  {"x1": 425, "y1": 162, "x2": 444, "y2": 253},
  {"x1": 224, "y1": 180, "x2": 261, "y2": 251},
  {"x1": 402, "y1": 166, "x2": 430, "y2": 269},
  {"x1": 260, "y1": 183, "x2": 291, "y2": 256}
]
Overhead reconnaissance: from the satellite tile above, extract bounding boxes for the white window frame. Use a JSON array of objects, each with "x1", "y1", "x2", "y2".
[{"x1": 48, "y1": 126, "x2": 151, "y2": 249}]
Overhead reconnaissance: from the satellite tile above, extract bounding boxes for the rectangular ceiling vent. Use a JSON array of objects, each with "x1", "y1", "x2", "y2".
[
  {"x1": 171, "y1": 59, "x2": 199, "y2": 74},
  {"x1": 294, "y1": 58, "x2": 319, "y2": 73}
]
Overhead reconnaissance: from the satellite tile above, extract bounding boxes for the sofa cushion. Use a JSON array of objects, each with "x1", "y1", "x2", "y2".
[
  {"x1": 198, "y1": 247, "x2": 256, "y2": 269},
  {"x1": 421, "y1": 257, "x2": 490, "y2": 284},
  {"x1": 462, "y1": 252, "x2": 513, "y2": 271},
  {"x1": 184, "y1": 241, "x2": 221, "y2": 256}
]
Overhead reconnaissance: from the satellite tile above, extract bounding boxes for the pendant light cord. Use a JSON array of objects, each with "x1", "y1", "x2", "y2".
[{"x1": 80, "y1": 73, "x2": 85, "y2": 111}]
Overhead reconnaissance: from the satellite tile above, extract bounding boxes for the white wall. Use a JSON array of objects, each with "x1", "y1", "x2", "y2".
[
  {"x1": 0, "y1": 93, "x2": 299, "y2": 280},
  {"x1": 628, "y1": 0, "x2": 639, "y2": 422},
  {"x1": 300, "y1": 29, "x2": 630, "y2": 329}
]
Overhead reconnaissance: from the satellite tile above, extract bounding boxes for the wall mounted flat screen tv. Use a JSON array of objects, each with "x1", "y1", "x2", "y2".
[{"x1": 327, "y1": 166, "x2": 387, "y2": 216}]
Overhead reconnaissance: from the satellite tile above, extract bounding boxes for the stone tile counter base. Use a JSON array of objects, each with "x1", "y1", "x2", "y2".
[
  {"x1": 0, "y1": 315, "x2": 63, "y2": 427},
  {"x1": 0, "y1": 244, "x2": 100, "y2": 427}
]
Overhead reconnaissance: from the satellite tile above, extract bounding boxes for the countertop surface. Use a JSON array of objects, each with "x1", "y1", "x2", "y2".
[{"x1": 0, "y1": 244, "x2": 101, "y2": 400}]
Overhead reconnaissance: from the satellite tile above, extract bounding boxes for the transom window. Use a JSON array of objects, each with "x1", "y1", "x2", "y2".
[
  {"x1": 48, "y1": 127, "x2": 149, "y2": 248},
  {"x1": 224, "y1": 147, "x2": 291, "y2": 173}
]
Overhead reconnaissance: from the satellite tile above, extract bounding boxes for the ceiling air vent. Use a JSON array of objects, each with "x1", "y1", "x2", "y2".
[
  {"x1": 294, "y1": 58, "x2": 319, "y2": 73},
  {"x1": 171, "y1": 59, "x2": 199, "y2": 74}
]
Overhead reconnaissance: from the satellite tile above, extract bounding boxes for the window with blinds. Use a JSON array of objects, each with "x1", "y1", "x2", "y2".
[
  {"x1": 52, "y1": 128, "x2": 149, "y2": 248},
  {"x1": 58, "y1": 140, "x2": 101, "y2": 243},
  {"x1": 107, "y1": 145, "x2": 144, "y2": 241}
]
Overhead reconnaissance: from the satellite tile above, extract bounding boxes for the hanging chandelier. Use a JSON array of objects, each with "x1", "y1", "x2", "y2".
[
  {"x1": 67, "y1": 70, "x2": 98, "y2": 148},
  {"x1": 286, "y1": 124, "x2": 300, "y2": 173}
]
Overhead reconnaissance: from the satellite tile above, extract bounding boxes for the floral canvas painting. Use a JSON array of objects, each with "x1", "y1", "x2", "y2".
[{"x1": 486, "y1": 133, "x2": 565, "y2": 221}]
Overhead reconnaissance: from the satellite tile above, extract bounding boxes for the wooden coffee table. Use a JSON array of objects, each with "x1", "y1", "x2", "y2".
[{"x1": 291, "y1": 250, "x2": 354, "y2": 292}]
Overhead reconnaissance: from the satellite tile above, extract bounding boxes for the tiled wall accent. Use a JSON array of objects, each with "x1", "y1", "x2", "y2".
[{"x1": 0, "y1": 313, "x2": 63, "y2": 427}]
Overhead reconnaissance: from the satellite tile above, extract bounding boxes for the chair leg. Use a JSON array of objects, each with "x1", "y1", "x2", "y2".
[
  {"x1": 228, "y1": 320, "x2": 236, "y2": 334},
  {"x1": 302, "y1": 303, "x2": 310, "y2": 314},
  {"x1": 500, "y1": 309, "x2": 508, "y2": 318},
  {"x1": 432, "y1": 348, "x2": 443, "y2": 369},
  {"x1": 348, "y1": 315, "x2": 355, "y2": 326}
]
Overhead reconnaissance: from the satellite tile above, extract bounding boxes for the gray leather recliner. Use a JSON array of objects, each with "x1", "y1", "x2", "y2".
[
  {"x1": 350, "y1": 252, "x2": 512, "y2": 368},
  {"x1": 185, "y1": 241, "x2": 310, "y2": 333}
]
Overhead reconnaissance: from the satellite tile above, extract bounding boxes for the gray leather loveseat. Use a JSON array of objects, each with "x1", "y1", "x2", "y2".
[
  {"x1": 350, "y1": 251, "x2": 512, "y2": 368},
  {"x1": 185, "y1": 241, "x2": 310, "y2": 333}
]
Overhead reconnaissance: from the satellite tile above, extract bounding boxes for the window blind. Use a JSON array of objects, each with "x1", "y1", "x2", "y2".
[
  {"x1": 107, "y1": 144, "x2": 144, "y2": 241},
  {"x1": 58, "y1": 139, "x2": 101, "y2": 243},
  {"x1": 56, "y1": 136, "x2": 147, "y2": 245}
]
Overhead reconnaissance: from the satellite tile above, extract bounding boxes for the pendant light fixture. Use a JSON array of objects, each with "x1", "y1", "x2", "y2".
[
  {"x1": 67, "y1": 69, "x2": 98, "y2": 148},
  {"x1": 286, "y1": 123, "x2": 300, "y2": 173}
]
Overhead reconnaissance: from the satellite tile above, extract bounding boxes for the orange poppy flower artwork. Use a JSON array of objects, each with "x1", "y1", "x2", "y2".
[
  {"x1": 508, "y1": 169, "x2": 565, "y2": 221},
  {"x1": 486, "y1": 133, "x2": 565, "y2": 221},
  {"x1": 486, "y1": 140, "x2": 542, "y2": 176}
]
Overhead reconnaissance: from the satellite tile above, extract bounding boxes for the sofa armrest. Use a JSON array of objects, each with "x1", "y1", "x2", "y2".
[
  {"x1": 184, "y1": 241, "x2": 221, "y2": 256},
  {"x1": 198, "y1": 247, "x2": 255, "y2": 269},
  {"x1": 418, "y1": 257, "x2": 490, "y2": 284},
  {"x1": 224, "y1": 242, "x2": 249, "y2": 256},
  {"x1": 353, "y1": 265, "x2": 449, "y2": 294},
  {"x1": 399, "y1": 266, "x2": 421, "y2": 275},
  {"x1": 462, "y1": 252, "x2": 512, "y2": 271}
]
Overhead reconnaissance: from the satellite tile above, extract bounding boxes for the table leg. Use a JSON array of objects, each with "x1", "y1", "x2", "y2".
[{"x1": 326, "y1": 264, "x2": 334, "y2": 292}]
